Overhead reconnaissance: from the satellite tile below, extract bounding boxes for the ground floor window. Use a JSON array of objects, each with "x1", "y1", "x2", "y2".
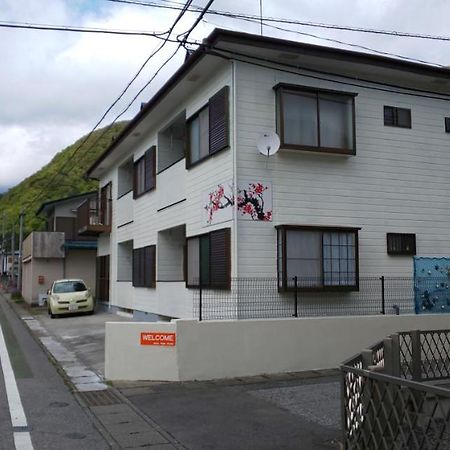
[
  {"x1": 132, "y1": 245, "x2": 156, "y2": 288},
  {"x1": 277, "y1": 225, "x2": 359, "y2": 290},
  {"x1": 186, "y1": 228, "x2": 230, "y2": 289}
]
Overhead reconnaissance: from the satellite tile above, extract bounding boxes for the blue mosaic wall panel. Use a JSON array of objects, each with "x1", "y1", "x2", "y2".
[{"x1": 414, "y1": 257, "x2": 450, "y2": 314}]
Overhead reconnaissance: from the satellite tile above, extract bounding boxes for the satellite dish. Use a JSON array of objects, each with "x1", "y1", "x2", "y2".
[{"x1": 257, "y1": 131, "x2": 280, "y2": 157}]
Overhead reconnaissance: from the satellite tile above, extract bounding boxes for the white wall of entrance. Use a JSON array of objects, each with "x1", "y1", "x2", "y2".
[{"x1": 105, "y1": 314, "x2": 450, "y2": 381}]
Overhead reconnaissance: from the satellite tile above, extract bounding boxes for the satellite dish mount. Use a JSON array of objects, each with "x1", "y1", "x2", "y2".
[{"x1": 257, "y1": 131, "x2": 280, "y2": 158}]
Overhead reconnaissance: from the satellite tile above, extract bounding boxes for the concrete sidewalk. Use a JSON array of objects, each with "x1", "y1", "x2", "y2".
[{"x1": 6, "y1": 295, "x2": 342, "y2": 449}]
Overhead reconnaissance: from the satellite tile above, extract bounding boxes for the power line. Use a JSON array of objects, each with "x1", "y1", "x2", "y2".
[
  {"x1": 202, "y1": 19, "x2": 444, "y2": 68},
  {"x1": 24, "y1": 0, "x2": 214, "y2": 209},
  {"x1": 104, "y1": 0, "x2": 450, "y2": 43},
  {"x1": 23, "y1": 0, "x2": 195, "y2": 209},
  {"x1": 0, "y1": 20, "x2": 171, "y2": 38},
  {"x1": 192, "y1": 42, "x2": 450, "y2": 101}
]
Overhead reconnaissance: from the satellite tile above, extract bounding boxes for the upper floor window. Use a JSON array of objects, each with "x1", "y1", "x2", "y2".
[
  {"x1": 118, "y1": 158, "x2": 133, "y2": 199},
  {"x1": 275, "y1": 84, "x2": 356, "y2": 155},
  {"x1": 277, "y1": 225, "x2": 359, "y2": 290},
  {"x1": 384, "y1": 106, "x2": 411, "y2": 128},
  {"x1": 445, "y1": 117, "x2": 450, "y2": 133},
  {"x1": 187, "y1": 86, "x2": 230, "y2": 168},
  {"x1": 133, "y1": 146, "x2": 156, "y2": 199},
  {"x1": 158, "y1": 112, "x2": 186, "y2": 173}
]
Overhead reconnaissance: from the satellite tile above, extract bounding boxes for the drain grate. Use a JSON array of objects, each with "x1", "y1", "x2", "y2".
[{"x1": 77, "y1": 389, "x2": 122, "y2": 407}]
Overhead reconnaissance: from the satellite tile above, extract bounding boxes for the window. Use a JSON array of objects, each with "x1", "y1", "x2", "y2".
[
  {"x1": 133, "y1": 146, "x2": 156, "y2": 198},
  {"x1": 186, "y1": 228, "x2": 230, "y2": 289},
  {"x1": 187, "y1": 86, "x2": 229, "y2": 167},
  {"x1": 384, "y1": 106, "x2": 411, "y2": 128},
  {"x1": 100, "y1": 183, "x2": 112, "y2": 227},
  {"x1": 132, "y1": 245, "x2": 156, "y2": 287},
  {"x1": 445, "y1": 117, "x2": 450, "y2": 133},
  {"x1": 118, "y1": 159, "x2": 133, "y2": 198},
  {"x1": 275, "y1": 84, "x2": 356, "y2": 155},
  {"x1": 277, "y1": 226, "x2": 359, "y2": 290},
  {"x1": 158, "y1": 112, "x2": 186, "y2": 173},
  {"x1": 387, "y1": 233, "x2": 416, "y2": 255}
]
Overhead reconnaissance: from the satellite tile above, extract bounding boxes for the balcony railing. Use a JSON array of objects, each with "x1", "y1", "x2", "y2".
[
  {"x1": 77, "y1": 199, "x2": 111, "y2": 236},
  {"x1": 341, "y1": 329, "x2": 450, "y2": 449}
]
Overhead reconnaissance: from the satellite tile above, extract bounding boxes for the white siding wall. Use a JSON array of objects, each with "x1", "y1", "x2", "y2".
[
  {"x1": 235, "y1": 61, "x2": 450, "y2": 277},
  {"x1": 103, "y1": 63, "x2": 234, "y2": 318}
]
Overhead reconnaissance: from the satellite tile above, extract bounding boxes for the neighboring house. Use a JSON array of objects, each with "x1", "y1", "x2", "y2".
[
  {"x1": 80, "y1": 28, "x2": 450, "y2": 321},
  {"x1": 22, "y1": 192, "x2": 98, "y2": 305}
]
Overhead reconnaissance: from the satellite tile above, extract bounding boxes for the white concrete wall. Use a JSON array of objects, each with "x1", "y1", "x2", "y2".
[
  {"x1": 64, "y1": 249, "x2": 97, "y2": 296},
  {"x1": 105, "y1": 321, "x2": 178, "y2": 381},
  {"x1": 105, "y1": 313, "x2": 450, "y2": 381},
  {"x1": 22, "y1": 258, "x2": 64, "y2": 305}
]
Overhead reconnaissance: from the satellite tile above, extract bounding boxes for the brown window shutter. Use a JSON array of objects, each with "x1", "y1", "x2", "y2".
[
  {"x1": 132, "y1": 248, "x2": 140, "y2": 286},
  {"x1": 144, "y1": 245, "x2": 156, "y2": 287},
  {"x1": 209, "y1": 228, "x2": 231, "y2": 289},
  {"x1": 209, "y1": 86, "x2": 229, "y2": 155},
  {"x1": 100, "y1": 183, "x2": 111, "y2": 225},
  {"x1": 132, "y1": 160, "x2": 138, "y2": 198},
  {"x1": 144, "y1": 146, "x2": 156, "y2": 192}
]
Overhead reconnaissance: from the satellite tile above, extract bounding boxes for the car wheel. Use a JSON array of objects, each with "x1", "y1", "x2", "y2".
[{"x1": 48, "y1": 307, "x2": 55, "y2": 319}]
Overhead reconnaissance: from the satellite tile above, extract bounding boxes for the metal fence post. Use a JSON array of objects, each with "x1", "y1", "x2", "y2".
[
  {"x1": 199, "y1": 274, "x2": 203, "y2": 322},
  {"x1": 293, "y1": 276, "x2": 298, "y2": 317},
  {"x1": 390, "y1": 333, "x2": 401, "y2": 377},
  {"x1": 411, "y1": 330, "x2": 422, "y2": 381},
  {"x1": 380, "y1": 275, "x2": 385, "y2": 315}
]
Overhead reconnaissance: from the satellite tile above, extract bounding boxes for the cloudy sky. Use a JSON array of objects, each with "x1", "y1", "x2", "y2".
[{"x1": 1, "y1": 0, "x2": 449, "y2": 192}]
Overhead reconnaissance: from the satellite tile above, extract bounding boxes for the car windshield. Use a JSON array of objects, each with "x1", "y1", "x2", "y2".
[{"x1": 53, "y1": 281, "x2": 87, "y2": 293}]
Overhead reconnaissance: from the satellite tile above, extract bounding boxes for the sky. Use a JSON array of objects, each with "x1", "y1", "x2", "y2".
[{"x1": 0, "y1": 0, "x2": 449, "y2": 192}]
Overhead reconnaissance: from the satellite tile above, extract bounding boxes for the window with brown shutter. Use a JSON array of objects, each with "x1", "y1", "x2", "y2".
[
  {"x1": 133, "y1": 146, "x2": 156, "y2": 198},
  {"x1": 186, "y1": 228, "x2": 231, "y2": 289},
  {"x1": 186, "y1": 86, "x2": 230, "y2": 168},
  {"x1": 132, "y1": 245, "x2": 156, "y2": 287},
  {"x1": 100, "y1": 183, "x2": 112, "y2": 226},
  {"x1": 387, "y1": 233, "x2": 416, "y2": 255}
]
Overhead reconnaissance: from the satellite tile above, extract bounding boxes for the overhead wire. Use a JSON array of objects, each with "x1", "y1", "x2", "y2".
[
  {"x1": 0, "y1": 20, "x2": 171, "y2": 37},
  {"x1": 22, "y1": 0, "x2": 195, "y2": 210},
  {"x1": 104, "y1": 0, "x2": 450, "y2": 42},
  {"x1": 23, "y1": 0, "x2": 215, "y2": 212},
  {"x1": 188, "y1": 42, "x2": 450, "y2": 102},
  {"x1": 202, "y1": 18, "x2": 444, "y2": 67}
]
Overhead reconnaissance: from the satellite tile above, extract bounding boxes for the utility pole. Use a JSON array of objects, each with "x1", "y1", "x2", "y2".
[
  {"x1": 10, "y1": 222, "x2": 15, "y2": 287},
  {"x1": 1, "y1": 214, "x2": 4, "y2": 275},
  {"x1": 17, "y1": 210, "x2": 24, "y2": 292}
]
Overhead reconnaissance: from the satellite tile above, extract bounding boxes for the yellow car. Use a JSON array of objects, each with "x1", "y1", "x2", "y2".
[{"x1": 47, "y1": 279, "x2": 95, "y2": 318}]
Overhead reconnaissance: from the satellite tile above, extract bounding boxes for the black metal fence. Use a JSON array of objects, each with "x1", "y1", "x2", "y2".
[
  {"x1": 341, "y1": 329, "x2": 450, "y2": 449},
  {"x1": 192, "y1": 276, "x2": 439, "y2": 320}
]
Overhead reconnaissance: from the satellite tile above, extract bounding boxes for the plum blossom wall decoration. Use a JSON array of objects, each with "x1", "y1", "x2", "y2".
[
  {"x1": 237, "y1": 181, "x2": 272, "y2": 221},
  {"x1": 202, "y1": 180, "x2": 234, "y2": 226}
]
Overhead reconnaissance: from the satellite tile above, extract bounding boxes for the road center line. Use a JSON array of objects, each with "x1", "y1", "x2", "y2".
[{"x1": 0, "y1": 322, "x2": 34, "y2": 449}]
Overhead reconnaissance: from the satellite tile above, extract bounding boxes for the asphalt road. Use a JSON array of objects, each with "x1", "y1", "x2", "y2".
[
  {"x1": 116, "y1": 374, "x2": 342, "y2": 450},
  {"x1": 0, "y1": 292, "x2": 109, "y2": 450},
  {"x1": 3, "y1": 294, "x2": 343, "y2": 450}
]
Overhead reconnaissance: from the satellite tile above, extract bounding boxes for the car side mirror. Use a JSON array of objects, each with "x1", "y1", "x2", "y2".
[{"x1": 47, "y1": 289, "x2": 51, "y2": 295}]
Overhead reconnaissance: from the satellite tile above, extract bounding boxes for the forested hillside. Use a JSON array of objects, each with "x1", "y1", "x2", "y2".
[{"x1": 0, "y1": 122, "x2": 128, "y2": 233}]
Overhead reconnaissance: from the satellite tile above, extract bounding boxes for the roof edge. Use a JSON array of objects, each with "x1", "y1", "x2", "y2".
[{"x1": 86, "y1": 28, "x2": 450, "y2": 178}]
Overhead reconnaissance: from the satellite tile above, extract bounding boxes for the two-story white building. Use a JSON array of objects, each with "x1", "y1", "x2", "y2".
[{"x1": 80, "y1": 29, "x2": 450, "y2": 321}]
